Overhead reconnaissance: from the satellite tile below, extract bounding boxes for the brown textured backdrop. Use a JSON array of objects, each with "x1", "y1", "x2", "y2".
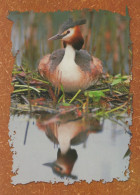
[{"x1": 0, "y1": 0, "x2": 140, "y2": 194}]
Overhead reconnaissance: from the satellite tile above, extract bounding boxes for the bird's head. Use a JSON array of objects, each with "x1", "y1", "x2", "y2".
[{"x1": 48, "y1": 18, "x2": 86, "y2": 50}]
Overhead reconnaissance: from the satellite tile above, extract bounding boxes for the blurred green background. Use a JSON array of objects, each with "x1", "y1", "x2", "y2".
[{"x1": 8, "y1": 9, "x2": 131, "y2": 75}]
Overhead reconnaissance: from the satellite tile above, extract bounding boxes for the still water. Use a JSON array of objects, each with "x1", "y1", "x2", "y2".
[{"x1": 9, "y1": 111, "x2": 131, "y2": 185}]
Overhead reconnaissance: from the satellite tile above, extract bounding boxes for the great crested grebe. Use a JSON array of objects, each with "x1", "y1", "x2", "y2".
[
  {"x1": 38, "y1": 18, "x2": 103, "y2": 93},
  {"x1": 36, "y1": 111, "x2": 102, "y2": 178}
]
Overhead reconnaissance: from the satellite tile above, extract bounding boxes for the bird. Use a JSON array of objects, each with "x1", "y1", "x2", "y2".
[{"x1": 38, "y1": 18, "x2": 103, "y2": 93}]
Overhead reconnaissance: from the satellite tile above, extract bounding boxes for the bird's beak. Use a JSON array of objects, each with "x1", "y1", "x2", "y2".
[
  {"x1": 43, "y1": 162, "x2": 54, "y2": 167},
  {"x1": 48, "y1": 33, "x2": 64, "y2": 41}
]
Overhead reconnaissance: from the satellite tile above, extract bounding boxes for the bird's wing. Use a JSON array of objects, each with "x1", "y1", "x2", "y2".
[
  {"x1": 75, "y1": 49, "x2": 92, "y2": 72},
  {"x1": 50, "y1": 49, "x2": 65, "y2": 72}
]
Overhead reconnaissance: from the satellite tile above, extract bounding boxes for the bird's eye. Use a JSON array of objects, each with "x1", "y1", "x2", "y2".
[{"x1": 67, "y1": 30, "x2": 70, "y2": 34}]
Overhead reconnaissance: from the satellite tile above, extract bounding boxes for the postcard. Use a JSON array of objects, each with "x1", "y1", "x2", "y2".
[
  {"x1": 9, "y1": 9, "x2": 132, "y2": 185},
  {"x1": 0, "y1": 1, "x2": 139, "y2": 194}
]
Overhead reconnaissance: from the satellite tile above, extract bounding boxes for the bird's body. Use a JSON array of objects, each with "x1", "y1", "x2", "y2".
[{"x1": 38, "y1": 18, "x2": 103, "y2": 92}]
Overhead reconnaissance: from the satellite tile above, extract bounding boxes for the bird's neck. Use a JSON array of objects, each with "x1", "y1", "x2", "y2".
[{"x1": 62, "y1": 44, "x2": 76, "y2": 63}]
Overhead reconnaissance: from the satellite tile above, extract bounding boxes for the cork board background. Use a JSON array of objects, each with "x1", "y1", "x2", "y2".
[{"x1": 0, "y1": 0, "x2": 140, "y2": 194}]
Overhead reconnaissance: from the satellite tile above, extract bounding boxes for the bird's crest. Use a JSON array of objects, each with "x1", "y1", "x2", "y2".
[{"x1": 58, "y1": 18, "x2": 86, "y2": 34}]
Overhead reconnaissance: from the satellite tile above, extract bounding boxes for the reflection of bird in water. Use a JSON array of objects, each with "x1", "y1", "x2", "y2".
[
  {"x1": 36, "y1": 111, "x2": 103, "y2": 178},
  {"x1": 38, "y1": 18, "x2": 103, "y2": 92},
  {"x1": 43, "y1": 148, "x2": 78, "y2": 179},
  {"x1": 36, "y1": 111, "x2": 102, "y2": 154}
]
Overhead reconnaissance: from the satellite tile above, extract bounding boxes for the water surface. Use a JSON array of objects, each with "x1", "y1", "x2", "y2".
[{"x1": 9, "y1": 112, "x2": 131, "y2": 185}]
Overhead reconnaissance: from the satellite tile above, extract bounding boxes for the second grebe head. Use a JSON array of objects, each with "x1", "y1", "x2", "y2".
[{"x1": 48, "y1": 18, "x2": 86, "y2": 50}]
